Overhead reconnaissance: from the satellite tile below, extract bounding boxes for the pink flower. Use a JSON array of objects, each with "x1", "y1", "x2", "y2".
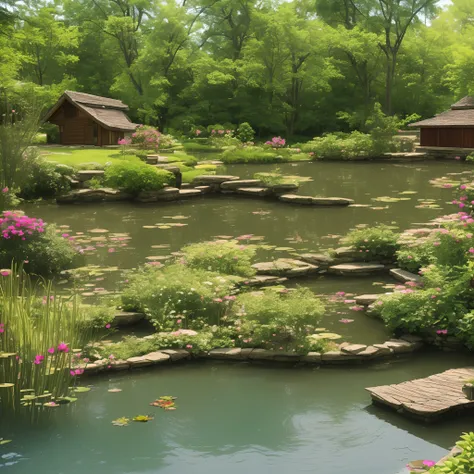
[
  {"x1": 109, "y1": 354, "x2": 115, "y2": 360},
  {"x1": 1, "y1": 187, "x2": 8, "y2": 193},
  {"x1": 344, "y1": 299, "x2": 356, "y2": 304},
  {"x1": 339, "y1": 318, "x2": 354, "y2": 323},
  {"x1": 108, "y1": 248, "x2": 115, "y2": 253},
  {"x1": 349, "y1": 305, "x2": 365, "y2": 311},
  {"x1": 34, "y1": 355, "x2": 44, "y2": 365},
  {"x1": 0, "y1": 270, "x2": 11, "y2": 277},
  {"x1": 186, "y1": 344, "x2": 193, "y2": 349},
  {"x1": 433, "y1": 241, "x2": 440, "y2": 246},
  {"x1": 47, "y1": 347, "x2": 55, "y2": 354},
  {"x1": 105, "y1": 323, "x2": 111, "y2": 329},
  {"x1": 460, "y1": 184, "x2": 467, "y2": 190},
  {"x1": 74, "y1": 368, "x2": 84, "y2": 375},
  {"x1": 177, "y1": 319, "x2": 182, "y2": 324},
  {"x1": 57, "y1": 342, "x2": 69, "y2": 353},
  {"x1": 83, "y1": 358, "x2": 90, "y2": 363},
  {"x1": 195, "y1": 129, "x2": 201, "y2": 135},
  {"x1": 70, "y1": 370, "x2": 76, "y2": 376},
  {"x1": 469, "y1": 248, "x2": 474, "y2": 254},
  {"x1": 422, "y1": 460, "x2": 436, "y2": 467},
  {"x1": 213, "y1": 298, "x2": 223, "y2": 303},
  {"x1": 436, "y1": 329, "x2": 448, "y2": 335},
  {"x1": 455, "y1": 156, "x2": 461, "y2": 160},
  {"x1": 335, "y1": 291, "x2": 345, "y2": 297}
]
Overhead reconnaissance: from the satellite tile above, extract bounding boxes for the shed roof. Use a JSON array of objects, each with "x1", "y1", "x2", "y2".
[
  {"x1": 410, "y1": 96, "x2": 474, "y2": 128},
  {"x1": 44, "y1": 91, "x2": 138, "y2": 131}
]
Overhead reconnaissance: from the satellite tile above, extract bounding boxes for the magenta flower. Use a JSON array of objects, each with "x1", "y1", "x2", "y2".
[
  {"x1": 455, "y1": 156, "x2": 461, "y2": 160},
  {"x1": 105, "y1": 323, "x2": 111, "y2": 329},
  {"x1": 350, "y1": 305, "x2": 365, "y2": 311},
  {"x1": 109, "y1": 354, "x2": 115, "y2": 360},
  {"x1": 436, "y1": 329, "x2": 448, "y2": 335},
  {"x1": 74, "y1": 368, "x2": 84, "y2": 375},
  {"x1": 47, "y1": 347, "x2": 55, "y2": 354},
  {"x1": 108, "y1": 248, "x2": 115, "y2": 253},
  {"x1": 460, "y1": 184, "x2": 467, "y2": 190},
  {"x1": 1, "y1": 187, "x2": 8, "y2": 193},
  {"x1": 0, "y1": 270, "x2": 11, "y2": 277},
  {"x1": 339, "y1": 318, "x2": 354, "y2": 324},
  {"x1": 422, "y1": 460, "x2": 436, "y2": 467},
  {"x1": 0, "y1": 323, "x2": 4, "y2": 334},
  {"x1": 34, "y1": 355, "x2": 44, "y2": 365},
  {"x1": 70, "y1": 370, "x2": 76, "y2": 376},
  {"x1": 343, "y1": 299, "x2": 356, "y2": 304},
  {"x1": 335, "y1": 291, "x2": 346, "y2": 297},
  {"x1": 186, "y1": 344, "x2": 193, "y2": 349},
  {"x1": 469, "y1": 248, "x2": 474, "y2": 254},
  {"x1": 177, "y1": 319, "x2": 182, "y2": 324},
  {"x1": 57, "y1": 342, "x2": 69, "y2": 353}
]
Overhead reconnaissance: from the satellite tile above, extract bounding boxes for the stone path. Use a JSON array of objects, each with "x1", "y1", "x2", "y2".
[{"x1": 366, "y1": 368, "x2": 474, "y2": 422}]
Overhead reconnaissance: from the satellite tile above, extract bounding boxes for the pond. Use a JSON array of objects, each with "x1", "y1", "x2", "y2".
[
  {"x1": 2, "y1": 352, "x2": 474, "y2": 474},
  {"x1": 20, "y1": 160, "x2": 467, "y2": 344}
]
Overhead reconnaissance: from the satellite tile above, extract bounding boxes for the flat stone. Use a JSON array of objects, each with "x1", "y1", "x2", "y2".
[
  {"x1": 143, "y1": 351, "x2": 170, "y2": 363},
  {"x1": 311, "y1": 197, "x2": 354, "y2": 206},
  {"x1": 329, "y1": 263, "x2": 386, "y2": 275},
  {"x1": 76, "y1": 170, "x2": 105, "y2": 182},
  {"x1": 273, "y1": 352, "x2": 301, "y2": 362},
  {"x1": 341, "y1": 344, "x2": 367, "y2": 355},
  {"x1": 236, "y1": 187, "x2": 271, "y2": 197},
  {"x1": 146, "y1": 154, "x2": 169, "y2": 164},
  {"x1": 373, "y1": 343, "x2": 393, "y2": 355},
  {"x1": 321, "y1": 351, "x2": 360, "y2": 362},
  {"x1": 194, "y1": 185, "x2": 212, "y2": 194},
  {"x1": 112, "y1": 311, "x2": 145, "y2": 327},
  {"x1": 252, "y1": 258, "x2": 319, "y2": 277},
  {"x1": 390, "y1": 268, "x2": 422, "y2": 283},
  {"x1": 178, "y1": 189, "x2": 202, "y2": 198},
  {"x1": 334, "y1": 246, "x2": 358, "y2": 258},
  {"x1": 384, "y1": 339, "x2": 416, "y2": 353},
  {"x1": 220, "y1": 179, "x2": 262, "y2": 190},
  {"x1": 248, "y1": 349, "x2": 275, "y2": 360},
  {"x1": 270, "y1": 183, "x2": 299, "y2": 194},
  {"x1": 161, "y1": 349, "x2": 190, "y2": 361},
  {"x1": 109, "y1": 360, "x2": 130, "y2": 371},
  {"x1": 355, "y1": 294, "x2": 382, "y2": 306},
  {"x1": 239, "y1": 348, "x2": 254, "y2": 358},
  {"x1": 278, "y1": 194, "x2": 314, "y2": 205},
  {"x1": 135, "y1": 187, "x2": 180, "y2": 202},
  {"x1": 57, "y1": 187, "x2": 132, "y2": 203},
  {"x1": 127, "y1": 356, "x2": 154, "y2": 367},
  {"x1": 301, "y1": 352, "x2": 321, "y2": 363},
  {"x1": 83, "y1": 363, "x2": 101, "y2": 374},
  {"x1": 356, "y1": 346, "x2": 380, "y2": 357},
  {"x1": 242, "y1": 275, "x2": 288, "y2": 287},
  {"x1": 400, "y1": 334, "x2": 423, "y2": 344},
  {"x1": 153, "y1": 164, "x2": 180, "y2": 175},
  {"x1": 208, "y1": 348, "x2": 243, "y2": 360},
  {"x1": 299, "y1": 253, "x2": 335, "y2": 265},
  {"x1": 197, "y1": 160, "x2": 223, "y2": 166},
  {"x1": 193, "y1": 175, "x2": 240, "y2": 185}
]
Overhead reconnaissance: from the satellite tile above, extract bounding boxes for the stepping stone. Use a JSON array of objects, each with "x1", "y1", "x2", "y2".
[
  {"x1": 301, "y1": 352, "x2": 322, "y2": 363},
  {"x1": 300, "y1": 253, "x2": 335, "y2": 266},
  {"x1": 278, "y1": 194, "x2": 353, "y2": 206},
  {"x1": 329, "y1": 263, "x2": 386, "y2": 275},
  {"x1": 242, "y1": 275, "x2": 288, "y2": 287},
  {"x1": 193, "y1": 175, "x2": 240, "y2": 185},
  {"x1": 197, "y1": 160, "x2": 223, "y2": 166},
  {"x1": 161, "y1": 349, "x2": 190, "y2": 361},
  {"x1": 112, "y1": 312, "x2": 145, "y2": 327},
  {"x1": 278, "y1": 194, "x2": 314, "y2": 204},
  {"x1": 236, "y1": 187, "x2": 271, "y2": 197},
  {"x1": 341, "y1": 344, "x2": 367, "y2": 355},
  {"x1": 76, "y1": 170, "x2": 105, "y2": 182},
  {"x1": 207, "y1": 348, "x2": 243, "y2": 360},
  {"x1": 135, "y1": 188, "x2": 179, "y2": 202},
  {"x1": 270, "y1": 183, "x2": 299, "y2": 194},
  {"x1": 220, "y1": 179, "x2": 262, "y2": 190},
  {"x1": 153, "y1": 164, "x2": 180, "y2": 175},
  {"x1": 354, "y1": 294, "x2": 384, "y2": 306},
  {"x1": 57, "y1": 188, "x2": 131, "y2": 203},
  {"x1": 195, "y1": 185, "x2": 212, "y2": 193},
  {"x1": 252, "y1": 258, "x2": 319, "y2": 277},
  {"x1": 384, "y1": 339, "x2": 417, "y2": 353},
  {"x1": 178, "y1": 189, "x2": 202, "y2": 198},
  {"x1": 390, "y1": 268, "x2": 422, "y2": 283},
  {"x1": 146, "y1": 154, "x2": 169, "y2": 164}
]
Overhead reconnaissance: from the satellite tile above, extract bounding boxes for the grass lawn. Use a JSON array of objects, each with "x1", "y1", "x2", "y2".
[{"x1": 38, "y1": 146, "x2": 142, "y2": 168}]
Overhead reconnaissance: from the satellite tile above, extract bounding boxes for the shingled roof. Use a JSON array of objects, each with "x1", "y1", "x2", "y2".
[
  {"x1": 410, "y1": 96, "x2": 474, "y2": 128},
  {"x1": 44, "y1": 90, "x2": 138, "y2": 132}
]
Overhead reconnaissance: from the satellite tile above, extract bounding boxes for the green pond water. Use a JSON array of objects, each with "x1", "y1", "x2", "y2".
[
  {"x1": 7, "y1": 160, "x2": 474, "y2": 473},
  {"x1": 2, "y1": 353, "x2": 474, "y2": 474}
]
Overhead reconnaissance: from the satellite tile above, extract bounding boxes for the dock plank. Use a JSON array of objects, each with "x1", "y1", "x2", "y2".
[{"x1": 366, "y1": 368, "x2": 474, "y2": 421}]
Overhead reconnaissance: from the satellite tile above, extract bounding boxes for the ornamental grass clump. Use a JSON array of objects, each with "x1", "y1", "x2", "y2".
[
  {"x1": 0, "y1": 211, "x2": 83, "y2": 276},
  {"x1": 121, "y1": 264, "x2": 240, "y2": 330},
  {"x1": 0, "y1": 269, "x2": 98, "y2": 418},
  {"x1": 343, "y1": 225, "x2": 400, "y2": 261},
  {"x1": 181, "y1": 240, "x2": 257, "y2": 277},
  {"x1": 104, "y1": 161, "x2": 174, "y2": 195}
]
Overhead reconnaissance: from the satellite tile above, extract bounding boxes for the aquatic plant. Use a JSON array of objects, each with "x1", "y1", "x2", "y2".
[
  {"x1": 112, "y1": 417, "x2": 130, "y2": 427},
  {"x1": 133, "y1": 415, "x2": 153, "y2": 422},
  {"x1": 0, "y1": 268, "x2": 98, "y2": 418},
  {"x1": 181, "y1": 240, "x2": 257, "y2": 277}
]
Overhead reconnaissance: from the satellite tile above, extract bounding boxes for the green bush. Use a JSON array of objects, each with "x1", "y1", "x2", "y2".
[
  {"x1": 121, "y1": 264, "x2": 240, "y2": 330},
  {"x1": 166, "y1": 151, "x2": 198, "y2": 167},
  {"x1": 182, "y1": 141, "x2": 222, "y2": 152},
  {"x1": 236, "y1": 122, "x2": 255, "y2": 142},
  {"x1": 75, "y1": 303, "x2": 116, "y2": 331},
  {"x1": 20, "y1": 156, "x2": 74, "y2": 199},
  {"x1": 0, "y1": 212, "x2": 83, "y2": 276},
  {"x1": 397, "y1": 244, "x2": 434, "y2": 273},
  {"x1": 220, "y1": 147, "x2": 283, "y2": 164},
  {"x1": 183, "y1": 168, "x2": 216, "y2": 183},
  {"x1": 365, "y1": 102, "x2": 399, "y2": 155},
  {"x1": 181, "y1": 240, "x2": 257, "y2": 277},
  {"x1": 342, "y1": 225, "x2": 400, "y2": 261},
  {"x1": 235, "y1": 288, "x2": 325, "y2": 337},
  {"x1": 104, "y1": 161, "x2": 174, "y2": 195}
]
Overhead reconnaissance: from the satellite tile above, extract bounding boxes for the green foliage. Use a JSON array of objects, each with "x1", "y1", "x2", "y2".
[
  {"x1": 254, "y1": 170, "x2": 285, "y2": 186},
  {"x1": 398, "y1": 113, "x2": 421, "y2": 129},
  {"x1": 236, "y1": 122, "x2": 255, "y2": 142},
  {"x1": 365, "y1": 103, "x2": 399, "y2": 155},
  {"x1": 121, "y1": 264, "x2": 239, "y2": 330},
  {"x1": 235, "y1": 288, "x2": 325, "y2": 337},
  {"x1": 220, "y1": 147, "x2": 283, "y2": 164},
  {"x1": 182, "y1": 141, "x2": 222, "y2": 153},
  {"x1": 466, "y1": 152, "x2": 474, "y2": 163},
  {"x1": 0, "y1": 215, "x2": 83, "y2": 276},
  {"x1": 182, "y1": 168, "x2": 216, "y2": 183},
  {"x1": 343, "y1": 225, "x2": 400, "y2": 261},
  {"x1": 19, "y1": 155, "x2": 74, "y2": 200},
  {"x1": 76, "y1": 304, "x2": 116, "y2": 331},
  {"x1": 131, "y1": 125, "x2": 161, "y2": 150},
  {"x1": 181, "y1": 240, "x2": 257, "y2": 277},
  {"x1": 104, "y1": 161, "x2": 174, "y2": 195}
]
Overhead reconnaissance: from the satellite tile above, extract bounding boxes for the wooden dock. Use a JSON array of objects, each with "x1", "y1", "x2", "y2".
[{"x1": 366, "y1": 368, "x2": 474, "y2": 422}]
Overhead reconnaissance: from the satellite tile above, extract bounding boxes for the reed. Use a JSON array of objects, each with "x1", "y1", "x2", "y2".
[{"x1": 0, "y1": 266, "x2": 96, "y2": 418}]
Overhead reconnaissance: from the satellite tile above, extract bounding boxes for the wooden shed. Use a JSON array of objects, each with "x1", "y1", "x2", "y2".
[
  {"x1": 410, "y1": 96, "x2": 474, "y2": 148},
  {"x1": 43, "y1": 91, "x2": 137, "y2": 146}
]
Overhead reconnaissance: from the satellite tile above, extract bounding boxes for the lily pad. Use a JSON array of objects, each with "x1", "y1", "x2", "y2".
[
  {"x1": 133, "y1": 415, "x2": 154, "y2": 422},
  {"x1": 0, "y1": 383, "x2": 14, "y2": 388},
  {"x1": 0, "y1": 439, "x2": 11, "y2": 445},
  {"x1": 157, "y1": 225, "x2": 172, "y2": 229},
  {"x1": 89, "y1": 229, "x2": 109, "y2": 233},
  {"x1": 112, "y1": 417, "x2": 130, "y2": 427},
  {"x1": 73, "y1": 386, "x2": 91, "y2": 393},
  {"x1": 43, "y1": 402, "x2": 59, "y2": 408}
]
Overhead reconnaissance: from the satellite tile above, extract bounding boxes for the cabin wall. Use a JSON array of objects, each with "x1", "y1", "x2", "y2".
[{"x1": 420, "y1": 127, "x2": 474, "y2": 148}]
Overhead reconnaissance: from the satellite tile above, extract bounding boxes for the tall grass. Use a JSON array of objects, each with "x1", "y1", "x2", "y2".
[{"x1": 0, "y1": 267, "x2": 97, "y2": 419}]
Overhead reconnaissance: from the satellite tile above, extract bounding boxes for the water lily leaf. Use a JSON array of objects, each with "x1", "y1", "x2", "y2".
[
  {"x1": 0, "y1": 383, "x2": 14, "y2": 388},
  {"x1": 35, "y1": 393, "x2": 52, "y2": 399},
  {"x1": 20, "y1": 389, "x2": 35, "y2": 393},
  {"x1": 142, "y1": 226, "x2": 157, "y2": 229},
  {"x1": 21, "y1": 395, "x2": 37, "y2": 401},
  {"x1": 73, "y1": 387, "x2": 91, "y2": 393},
  {"x1": 56, "y1": 396, "x2": 77, "y2": 404},
  {"x1": 133, "y1": 415, "x2": 153, "y2": 422},
  {"x1": 0, "y1": 353, "x2": 16, "y2": 359},
  {"x1": 89, "y1": 228, "x2": 109, "y2": 233},
  {"x1": 151, "y1": 244, "x2": 170, "y2": 249},
  {"x1": 157, "y1": 225, "x2": 171, "y2": 229},
  {"x1": 108, "y1": 388, "x2": 122, "y2": 393},
  {"x1": 43, "y1": 402, "x2": 59, "y2": 408},
  {"x1": 112, "y1": 417, "x2": 130, "y2": 427},
  {"x1": 372, "y1": 196, "x2": 402, "y2": 203},
  {"x1": 399, "y1": 191, "x2": 417, "y2": 195},
  {"x1": 0, "y1": 440, "x2": 11, "y2": 445},
  {"x1": 312, "y1": 332, "x2": 342, "y2": 340}
]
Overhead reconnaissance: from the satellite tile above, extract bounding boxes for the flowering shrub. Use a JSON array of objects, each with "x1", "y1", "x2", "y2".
[
  {"x1": 0, "y1": 212, "x2": 82, "y2": 276},
  {"x1": 104, "y1": 161, "x2": 174, "y2": 195},
  {"x1": 342, "y1": 225, "x2": 400, "y2": 261},
  {"x1": 265, "y1": 136, "x2": 286, "y2": 148},
  {"x1": 181, "y1": 240, "x2": 257, "y2": 277},
  {"x1": 121, "y1": 264, "x2": 240, "y2": 330},
  {"x1": 131, "y1": 125, "x2": 161, "y2": 150},
  {"x1": 117, "y1": 136, "x2": 132, "y2": 156},
  {"x1": 453, "y1": 182, "x2": 474, "y2": 214},
  {"x1": 236, "y1": 122, "x2": 255, "y2": 143}
]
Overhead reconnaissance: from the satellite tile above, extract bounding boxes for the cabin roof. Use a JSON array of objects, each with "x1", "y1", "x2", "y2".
[
  {"x1": 410, "y1": 96, "x2": 474, "y2": 128},
  {"x1": 44, "y1": 91, "x2": 138, "y2": 131}
]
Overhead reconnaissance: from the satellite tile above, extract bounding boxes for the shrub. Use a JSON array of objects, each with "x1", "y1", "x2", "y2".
[
  {"x1": 166, "y1": 152, "x2": 198, "y2": 167},
  {"x1": 397, "y1": 245, "x2": 433, "y2": 273},
  {"x1": 236, "y1": 122, "x2": 255, "y2": 143},
  {"x1": 265, "y1": 136, "x2": 286, "y2": 148},
  {"x1": 220, "y1": 147, "x2": 283, "y2": 164},
  {"x1": 365, "y1": 102, "x2": 399, "y2": 155},
  {"x1": 104, "y1": 161, "x2": 174, "y2": 195},
  {"x1": 20, "y1": 156, "x2": 74, "y2": 200},
  {"x1": 121, "y1": 264, "x2": 240, "y2": 330},
  {"x1": 342, "y1": 225, "x2": 400, "y2": 261},
  {"x1": 301, "y1": 131, "x2": 375, "y2": 160},
  {"x1": 398, "y1": 113, "x2": 421, "y2": 129},
  {"x1": 76, "y1": 303, "x2": 116, "y2": 331},
  {"x1": 182, "y1": 168, "x2": 216, "y2": 183},
  {"x1": 182, "y1": 141, "x2": 222, "y2": 152},
  {"x1": 0, "y1": 212, "x2": 83, "y2": 276},
  {"x1": 181, "y1": 240, "x2": 257, "y2": 277},
  {"x1": 234, "y1": 288, "x2": 325, "y2": 337},
  {"x1": 131, "y1": 125, "x2": 161, "y2": 150}
]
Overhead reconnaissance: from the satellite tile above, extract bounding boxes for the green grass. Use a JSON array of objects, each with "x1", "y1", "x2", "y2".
[{"x1": 38, "y1": 146, "x2": 141, "y2": 168}]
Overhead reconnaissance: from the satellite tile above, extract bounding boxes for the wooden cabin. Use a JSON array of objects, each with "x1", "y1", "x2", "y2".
[
  {"x1": 43, "y1": 91, "x2": 138, "y2": 146},
  {"x1": 410, "y1": 96, "x2": 474, "y2": 148}
]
